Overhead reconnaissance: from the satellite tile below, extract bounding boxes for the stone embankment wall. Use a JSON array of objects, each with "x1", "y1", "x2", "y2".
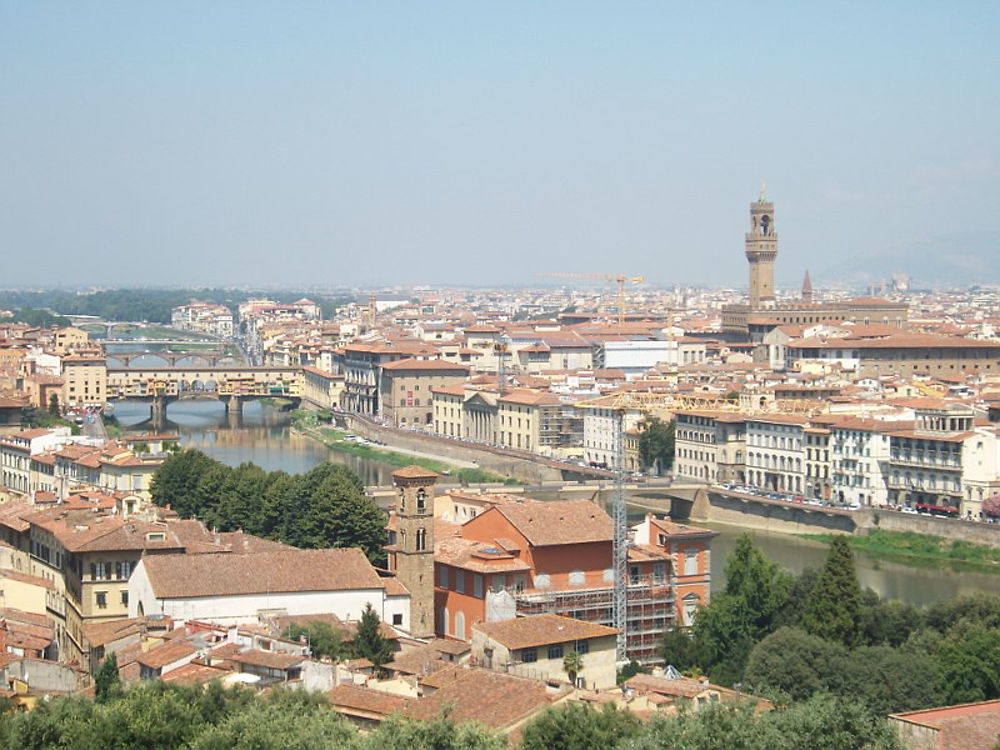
[
  {"x1": 686, "y1": 489, "x2": 858, "y2": 535},
  {"x1": 855, "y1": 508, "x2": 1000, "y2": 548},
  {"x1": 345, "y1": 416, "x2": 565, "y2": 484},
  {"x1": 674, "y1": 488, "x2": 1000, "y2": 548}
]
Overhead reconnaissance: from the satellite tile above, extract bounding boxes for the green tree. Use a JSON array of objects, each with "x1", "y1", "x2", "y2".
[
  {"x1": 353, "y1": 603, "x2": 394, "y2": 669},
  {"x1": 359, "y1": 713, "x2": 504, "y2": 750},
  {"x1": 690, "y1": 534, "x2": 791, "y2": 684},
  {"x1": 932, "y1": 624, "x2": 1000, "y2": 704},
  {"x1": 47, "y1": 392, "x2": 60, "y2": 417},
  {"x1": 520, "y1": 702, "x2": 642, "y2": 750},
  {"x1": 563, "y1": 651, "x2": 583, "y2": 685},
  {"x1": 282, "y1": 621, "x2": 349, "y2": 661},
  {"x1": 803, "y1": 536, "x2": 861, "y2": 647},
  {"x1": 150, "y1": 449, "x2": 218, "y2": 517},
  {"x1": 189, "y1": 688, "x2": 355, "y2": 750},
  {"x1": 859, "y1": 595, "x2": 925, "y2": 648},
  {"x1": 622, "y1": 694, "x2": 901, "y2": 750},
  {"x1": 94, "y1": 654, "x2": 121, "y2": 704},
  {"x1": 926, "y1": 594, "x2": 1000, "y2": 634},
  {"x1": 659, "y1": 628, "x2": 698, "y2": 673},
  {"x1": 637, "y1": 417, "x2": 675, "y2": 474},
  {"x1": 772, "y1": 567, "x2": 819, "y2": 629},
  {"x1": 743, "y1": 627, "x2": 845, "y2": 703},
  {"x1": 835, "y1": 646, "x2": 944, "y2": 715}
]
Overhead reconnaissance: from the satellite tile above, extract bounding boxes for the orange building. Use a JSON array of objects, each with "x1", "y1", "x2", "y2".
[{"x1": 432, "y1": 498, "x2": 716, "y2": 664}]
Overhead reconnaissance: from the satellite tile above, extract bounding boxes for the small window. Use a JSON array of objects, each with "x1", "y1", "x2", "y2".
[
  {"x1": 455, "y1": 571, "x2": 465, "y2": 594},
  {"x1": 534, "y1": 573, "x2": 550, "y2": 589},
  {"x1": 547, "y1": 644, "x2": 564, "y2": 660},
  {"x1": 95, "y1": 591, "x2": 108, "y2": 608},
  {"x1": 120, "y1": 591, "x2": 129, "y2": 606},
  {"x1": 575, "y1": 640, "x2": 590, "y2": 655},
  {"x1": 473, "y1": 575, "x2": 483, "y2": 598},
  {"x1": 392, "y1": 613, "x2": 403, "y2": 626},
  {"x1": 521, "y1": 648, "x2": 537, "y2": 663},
  {"x1": 438, "y1": 567, "x2": 449, "y2": 589}
]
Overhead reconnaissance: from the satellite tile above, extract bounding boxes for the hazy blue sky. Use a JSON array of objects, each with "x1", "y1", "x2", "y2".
[{"x1": 2, "y1": 2, "x2": 998, "y2": 289}]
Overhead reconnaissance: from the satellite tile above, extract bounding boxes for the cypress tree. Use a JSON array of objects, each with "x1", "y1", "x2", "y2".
[
  {"x1": 353, "y1": 602, "x2": 394, "y2": 669},
  {"x1": 803, "y1": 536, "x2": 862, "y2": 647}
]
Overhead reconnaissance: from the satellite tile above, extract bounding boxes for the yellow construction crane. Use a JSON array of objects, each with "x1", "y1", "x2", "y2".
[{"x1": 540, "y1": 272, "x2": 645, "y2": 328}]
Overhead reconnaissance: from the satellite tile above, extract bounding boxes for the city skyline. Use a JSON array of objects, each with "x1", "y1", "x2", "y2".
[{"x1": 3, "y1": 2, "x2": 998, "y2": 288}]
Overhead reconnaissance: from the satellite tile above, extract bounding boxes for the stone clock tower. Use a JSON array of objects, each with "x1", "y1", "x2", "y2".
[
  {"x1": 389, "y1": 465, "x2": 438, "y2": 638},
  {"x1": 746, "y1": 185, "x2": 778, "y2": 309}
]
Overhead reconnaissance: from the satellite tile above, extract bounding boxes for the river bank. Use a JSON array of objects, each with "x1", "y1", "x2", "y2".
[
  {"x1": 803, "y1": 529, "x2": 1000, "y2": 574},
  {"x1": 298, "y1": 422, "x2": 521, "y2": 486}
]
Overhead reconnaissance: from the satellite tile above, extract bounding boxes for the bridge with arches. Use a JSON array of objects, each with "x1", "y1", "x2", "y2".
[
  {"x1": 105, "y1": 349, "x2": 243, "y2": 368},
  {"x1": 106, "y1": 366, "x2": 304, "y2": 420}
]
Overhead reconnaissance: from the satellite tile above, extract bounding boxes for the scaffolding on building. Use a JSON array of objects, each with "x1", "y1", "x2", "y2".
[{"x1": 513, "y1": 573, "x2": 675, "y2": 665}]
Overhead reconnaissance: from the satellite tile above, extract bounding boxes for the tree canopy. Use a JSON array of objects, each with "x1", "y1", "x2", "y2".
[
  {"x1": 802, "y1": 536, "x2": 862, "y2": 647},
  {"x1": 637, "y1": 418, "x2": 675, "y2": 474},
  {"x1": 150, "y1": 452, "x2": 387, "y2": 565}
]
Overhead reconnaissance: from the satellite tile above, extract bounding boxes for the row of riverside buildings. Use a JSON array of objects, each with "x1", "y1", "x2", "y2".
[{"x1": 674, "y1": 399, "x2": 998, "y2": 516}]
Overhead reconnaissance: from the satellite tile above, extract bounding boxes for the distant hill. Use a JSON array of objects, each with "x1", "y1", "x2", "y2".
[{"x1": 816, "y1": 231, "x2": 1000, "y2": 288}]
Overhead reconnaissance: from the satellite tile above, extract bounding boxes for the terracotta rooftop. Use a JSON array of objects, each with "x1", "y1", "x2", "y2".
[
  {"x1": 891, "y1": 699, "x2": 1000, "y2": 750},
  {"x1": 380, "y1": 357, "x2": 469, "y2": 372},
  {"x1": 473, "y1": 614, "x2": 617, "y2": 650},
  {"x1": 327, "y1": 684, "x2": 413, "y2": 718},
  {"x1": 490, "y1": 499, "x2": 612, "y2": 547},
  {"x1": 402, "y1": 667, "x2": 556, "y2": 730},
  {"x1": 391, "y1": 465, "x2": 440, "y2": 480},
  {"x1": 141, "y1": 548, "x2": 384, "y2": 598},
  {"x1": 136, "y1": 639, "x2": 198, "y2": 670},
  {"x1": 226, "y1": 649, "x2": 305, "y2": 670}
]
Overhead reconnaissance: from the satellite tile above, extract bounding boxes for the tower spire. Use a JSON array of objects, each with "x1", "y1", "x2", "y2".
[{"x1": 801, "y1": 270, "x2": 813, "y2": 303}]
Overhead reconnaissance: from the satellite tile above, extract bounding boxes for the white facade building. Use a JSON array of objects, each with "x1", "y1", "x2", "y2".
[{"x1": 129, "y1": 548, "x2": 410, "y2": 632}]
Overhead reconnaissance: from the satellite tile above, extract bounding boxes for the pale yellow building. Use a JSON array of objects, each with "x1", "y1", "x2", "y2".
[
  {"x1": 471, "y1": 614, "x2": 618, "y2": 690},
  {"x1": 61, "y1": 356, "x2": 107, "y2": 407}
]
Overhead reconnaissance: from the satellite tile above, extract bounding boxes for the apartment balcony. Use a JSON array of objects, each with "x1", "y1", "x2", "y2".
[{"x1": 889, "y1": 453, "x2": 961, "y2": 470}]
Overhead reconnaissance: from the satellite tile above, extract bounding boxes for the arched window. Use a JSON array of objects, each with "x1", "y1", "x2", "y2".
[
  {"x1": 569, "y1": 570, "x2": 585, "y2": 586},
  {"x1": 416, "y1": 528, "x2": 426, "y2": 552},
  {"x1": 416, "y1": 489, "x2": 427, "y2": 513},
  {"x1": 455, "y1": 611, "x2": 465, "y2": 639}
]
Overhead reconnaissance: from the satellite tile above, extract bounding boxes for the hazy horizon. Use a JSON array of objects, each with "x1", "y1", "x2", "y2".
[{"x1": 3, "y1": 3, "x2": 998, "y2": 289}]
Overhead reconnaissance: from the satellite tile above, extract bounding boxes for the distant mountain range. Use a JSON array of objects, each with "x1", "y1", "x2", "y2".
[{"x1": 815, "y1": 231, "x2": 1000, "y2": 288}]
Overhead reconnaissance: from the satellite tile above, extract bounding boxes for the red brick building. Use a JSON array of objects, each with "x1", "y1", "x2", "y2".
[{"x1": 431, "y1": 498, "x2": 715, "y2": 664}]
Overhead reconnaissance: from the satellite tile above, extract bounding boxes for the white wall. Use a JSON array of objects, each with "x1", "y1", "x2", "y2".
[{"x1": 129, "y1": 560, "x2": 402, "y2": 628}]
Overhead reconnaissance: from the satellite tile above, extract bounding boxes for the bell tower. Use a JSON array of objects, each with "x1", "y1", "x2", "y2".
[
  {"x1": 389, "y1": 465, "x2": 438, "y2": 638},
  {"x1": 745, "y1": 185, "x2": 778, "y2": 309}
]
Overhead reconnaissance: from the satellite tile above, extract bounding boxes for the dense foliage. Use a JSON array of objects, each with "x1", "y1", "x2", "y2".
[
  {"x1": 0, "y1": 682, "x2": 906, "y2": 750},
  {"x1": 637, "y1": 417, "x2": 675, "y2": 474},
  {"x1": 0, "y1": 289, "x2": 356, "y2": 325},
  {"x1": 0, "y1": 683, "x2": 501, "y2": 750},
  {"x1": 20, "y1": 407, "x2": 79, "y2": 434},
  {"x1": 8, "y1": 307, "x2": 71, "y2": 328},
  {"x1": 661, "y1": 532, "x2": 1000, "y2": 714},
  {"x1": 150, "y1": 451, "x2": 388, "y2": 565}
]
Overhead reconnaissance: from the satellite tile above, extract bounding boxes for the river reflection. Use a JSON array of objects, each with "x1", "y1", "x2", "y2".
[{"x1": 113, "y1": 399, "x2": 400, "y2": 485}]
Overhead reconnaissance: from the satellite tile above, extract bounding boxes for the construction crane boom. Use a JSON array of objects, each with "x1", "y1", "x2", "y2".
[{"x1": 539, "y1": 272, "x2": 644, "y2": 328}]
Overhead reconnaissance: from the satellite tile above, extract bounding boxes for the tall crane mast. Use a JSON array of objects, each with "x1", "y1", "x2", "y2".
[{"x1": 612, "y1": 406, "x2": 628, "y2": 662}]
